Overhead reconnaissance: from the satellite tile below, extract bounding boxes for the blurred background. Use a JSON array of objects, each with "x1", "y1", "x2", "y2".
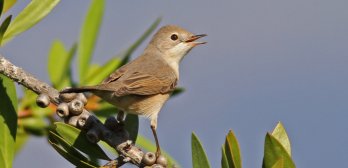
[{"x1": 2, "y1": 0, "x2": 348, "y2": 167}]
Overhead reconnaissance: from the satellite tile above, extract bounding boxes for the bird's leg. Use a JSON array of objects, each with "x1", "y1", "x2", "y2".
[
  {"x1": 151, "y1": 125, "x2": 161, "y2": 157},
  {"x1": 150, "y1": 118, "x2": 161, "y2": 157}
]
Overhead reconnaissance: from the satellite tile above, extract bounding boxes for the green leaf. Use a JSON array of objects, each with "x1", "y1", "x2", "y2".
[
  {"x1": 2, "y1": 0, "x2": 16, "y2": 13},
  {"x1": 171, "y1": 87, "x2": 185, "y2": 98},
  {"x1": 2, "y1": 0, "x2": 60, "y2": 45},
  {"x1": 21, "y1": 117, "x2": 47, "y2": 136},
  {"x1": 83, "y1": 17, "x2": 160, "y2": 85},
  {"x1": 262, "y1": 133, "x2": 295, "y2": 168},
  {"x1": 78, "y1": 0, "x2": 104, "y2": 84},
  {"x1": 48, "y1": 40, "x2": 66, "y2": 85},
  {"x1": 0, "y1": 0, "x2": 3, "y2": 16},
  {"x1": 20, "y1": 88, "x2": 37, "y2": 108},
  {"x1": 0, "y1": 74, "x2": 18, "y2": 168},
  {"x1": 85, "y1": 64, "x2": 101, "y2": 79},
  {"x1": 224, "y1": 130, "x2": 242, "y2": 168},
  {"x1": 48, "y1": 139, "x2": 98, "y2": 168},
  {"x1": 84, "y1": 58, "x2": 121, "y2": 85},
  {"x1": 272, "y1": 122, "x2": 291, "y2": 156},
  {"x1": 14, "y1": 126, "x2": 28, "y2": 155},
  {"x1": 136, "y1": 135, "x2": 179, "y2": 167},
  {"x1": 271, "y1": 158, "x2": 284, "y2": 168},
  {"x1": 221, "y1": 146, "x2": 229, "y2": 168},
  {"x1": 48, "y1": 131, "x2": 95, "y2": 164},
  {"x1": 54, "y1": 122, "x2": 110, "y2": 160},
  {"x1": 98, "y1": 140, "x2": 118, "y2": 156},
  {"x1": 48, "y1": 40, "x2": 76, "y2": 89},
  {"x1": 191, "y1": 132, "x2": 211, "y2": 168},
  {"x1": 124, "y1": 114, "x2": 138, "y2": 143},
  {"x1": 0, "y1": 151, "x2": 5, "y2": 168},
  {"x1": 0, "y1": 15, "x2": 12, "y2": 44},
  {"x1": 118, "y1": 17, "x2": 161, "y2": 66}
]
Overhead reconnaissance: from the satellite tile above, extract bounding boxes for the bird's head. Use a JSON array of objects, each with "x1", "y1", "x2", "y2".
[{"x1": 146, "y1": 25, "x2": 207, "y2": 63}]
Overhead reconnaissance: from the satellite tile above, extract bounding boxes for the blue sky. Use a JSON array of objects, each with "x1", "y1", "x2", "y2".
[{"x1": 3, "y1": 0, "x2": 348, "y2": 167}]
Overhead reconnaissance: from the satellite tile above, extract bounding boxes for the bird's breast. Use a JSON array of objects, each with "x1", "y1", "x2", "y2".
[{"x1": 93, "y1": 90, "x2": 170, "y2": 118}]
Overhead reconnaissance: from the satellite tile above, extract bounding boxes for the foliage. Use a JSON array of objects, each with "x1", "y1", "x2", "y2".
[
  {"x1": 1, "y1": 0, "x2": 60, "y2": 45},
  {"x1": 0, "y1": 0, "x2": 179, "y2": 167},
  {"x1": 48, "y1": 123, "x2": 110, "y2": 167},
  {"x1": 78, "y1": 0, "x2": 104, "y2": 84},
  {"x1": 263, "y1": 122, "x2": 295, "y2": 168},
  {"x1": 223, "y1": 130, "x2": 242, "y2": 168},
  {"x1": 191, "y1": 122, "x2": 296, "y2": 168},
  {"x1": 0, "y1": 75, "x2": 18, "y2": 168},
  {"x1": 191, "y1": 132, "x2": 211, "y2": 168},
  {"x1": 0, "y1": 0, "x2": 298, "y2": 167},
  {"x1": 0, "y1": 0, "x2": 59, "y2": 166}
]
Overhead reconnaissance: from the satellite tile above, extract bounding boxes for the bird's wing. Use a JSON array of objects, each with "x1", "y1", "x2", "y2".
[
  {"x1": 116, "y1": 69, "x2": 177, "y2": 96},
  {"x1": 101, "y1": 62, "x2": 130, "y2": 84},
  {"x1": 100, "y1": 56, "x2": 178, "y2": 96}
]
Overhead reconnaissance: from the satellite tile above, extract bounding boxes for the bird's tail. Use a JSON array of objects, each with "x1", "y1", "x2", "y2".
[{"x1": 60, "y1": 86, "x2": 97, "y2": 94}]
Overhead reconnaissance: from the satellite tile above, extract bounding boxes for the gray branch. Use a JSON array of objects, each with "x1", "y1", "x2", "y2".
[{"x1": 0, "y1": 55, "x2": 145, "y2": 167}]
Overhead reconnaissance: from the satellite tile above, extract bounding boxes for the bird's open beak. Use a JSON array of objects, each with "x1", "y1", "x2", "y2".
[{"x1": 185, "y1": 34, "x2": 207, "y2": 45}]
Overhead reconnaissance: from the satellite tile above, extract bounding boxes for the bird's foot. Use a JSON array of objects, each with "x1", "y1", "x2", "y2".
[{"x1": 155, "y1": 148, "x2": 161, "y2": 158}]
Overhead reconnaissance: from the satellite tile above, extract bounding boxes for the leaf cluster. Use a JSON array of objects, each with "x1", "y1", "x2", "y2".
[
  {"x1": 0, "y1": 0, "x2": 297, "y2": 167},
  {"x1": 192, "y1": 122, "x2": 296, "y2": 168},
  {"x1": 1, "y1": 0, "x2": 181, "y2": 167}
]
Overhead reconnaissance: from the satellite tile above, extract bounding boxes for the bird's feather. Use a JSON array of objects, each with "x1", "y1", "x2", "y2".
[{"x1": 99, "y1": 53, "x2": 178, "y2": 96}]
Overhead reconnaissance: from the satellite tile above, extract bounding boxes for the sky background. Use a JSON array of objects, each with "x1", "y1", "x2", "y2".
[{"x1": 2, "y1": 0, "x2": 348, "y2": 167}]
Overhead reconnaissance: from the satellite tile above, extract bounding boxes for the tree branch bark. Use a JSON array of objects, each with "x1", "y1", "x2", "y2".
[{"x1": 0, "y1": 55, "x2": 145, "y2": 167}]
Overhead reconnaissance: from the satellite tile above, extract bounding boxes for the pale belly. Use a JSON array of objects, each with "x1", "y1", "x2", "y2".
[{"x1": 93, "y1": 90, "x2": 170, "y2": 118}]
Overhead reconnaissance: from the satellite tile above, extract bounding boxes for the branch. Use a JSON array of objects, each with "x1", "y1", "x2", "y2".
[
  {"x1": 0, "y1": 55, "x2": 146, "y2": 167},
  {"x1": 0, "y1": 55, "x2": 60, "y2": 103}
]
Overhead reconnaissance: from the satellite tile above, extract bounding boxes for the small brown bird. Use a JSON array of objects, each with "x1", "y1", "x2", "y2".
[{"x1": 61, "y1": 25, "x2": 206, "y2": 156}]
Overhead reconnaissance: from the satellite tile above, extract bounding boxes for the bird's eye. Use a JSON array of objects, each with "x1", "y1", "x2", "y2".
[{"x1": 170, "y1": 34, "x2": 178, "y2": 41}]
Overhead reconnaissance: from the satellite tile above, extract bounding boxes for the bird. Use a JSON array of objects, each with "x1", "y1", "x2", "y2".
[{"x1": 60, "y1": 25, "x2": 206, "y2": 157}]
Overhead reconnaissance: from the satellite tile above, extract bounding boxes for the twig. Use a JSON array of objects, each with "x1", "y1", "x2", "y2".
[{"x1": 0, "y1": 55, "x2": 144, "y2": 167}]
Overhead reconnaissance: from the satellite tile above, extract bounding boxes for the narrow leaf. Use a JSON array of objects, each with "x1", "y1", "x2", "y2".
[
  {"x1": 49, "y1": 140, "x2": 97, "y2": 168},
  {"x1": 272, "y1": 122, "x2": 291, "y2": 156},
  {"x1": 83, "y1": 18, "x2": 161, "y2": 85},
  {"x1": 78, "y1": 0, "x2": 104, "y2": 84},
  {"x1": 54, "y1": 122, "x2": 110, "y2": 160},
  {"x1": 221, "y1": 146, "x2": 229, "y2": 168},
  {"x1": 48, "y1": 41, "x2": 76, "y2": 89},
  {"x1": 14, "y1": 126, "x2": 28, "y2": 155},
  {"x1": 2, "y1": 0, "x2": 60, "y2": 45},
  {"x1": 48, "y1": 131, "x2": 94, "y2": 164},
  {"x1": 2, "y1": 0, "x2": 16, "y2": 13},
  {"x1": 191, "y1": 132, "x2": 211, "y2": 168},
  {"x1": 21, "y1": 117, "x2": 47, "y2": 136},
  {"x1": 262, "y1": 133, "x2": 295, "y2": 168},
  {"x1": 171, "y1": 87, "x2": 185, "y2": 98},
  {"x1": 85, "y1": 64, "x2": 101, "y2": 79},
  {"x1": 0, "y1": 74, "x2": 18, "y2": 168},
  {"x1": 84, "y1": 58, "x2": 121, "y2": 85},
  {"x1": 0, "y1": 15, "x2": 12, "y2": 44},
  {"x1": 0, "y1": 151, "x2": 5, "y2": 168},
  {"x1": 0, "y1": 0, "x2": 3, "y2": 17},
  {"x1": 98, "y1": 141, "x2": 118, "y2": 156},
  {"x1": 20, "y1": 88, "x2": 37, "y2": 108},
  {"x1": 119, "y1": 17, "x2": 161, "y2": 66},
  {"x1": 59, "y1": 44, "x2": 77, "y2": 89},
  {"x1": 271, "y1": 158, "x2": 285, "y2": 168},
  {"x1": 48, "y1": 40, "x2": 66, "y2": 85},
  {"x1": 224, "y1": 130, "x2": 242, "y2": 168}
]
